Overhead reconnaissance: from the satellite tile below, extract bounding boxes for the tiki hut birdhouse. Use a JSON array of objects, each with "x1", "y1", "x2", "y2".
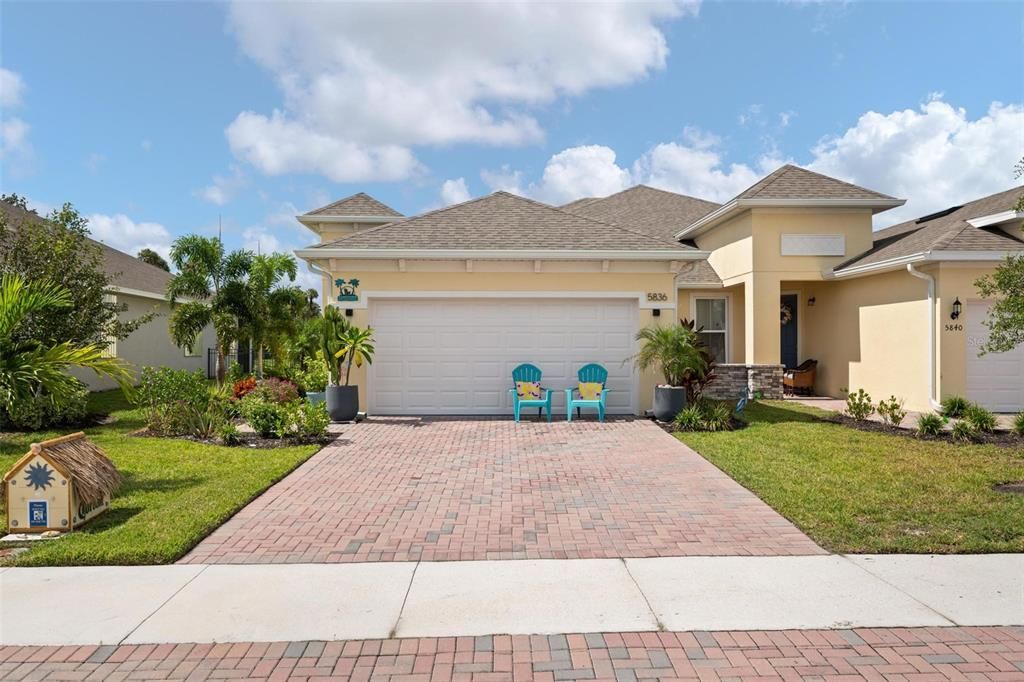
[{"x1": 3, "y1": 432, "x2": 121, "y2": 533}]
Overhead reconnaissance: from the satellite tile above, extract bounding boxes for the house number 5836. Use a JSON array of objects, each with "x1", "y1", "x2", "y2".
[{"x1": 646, "y1": 292, "x2": 669, "y2": 302}]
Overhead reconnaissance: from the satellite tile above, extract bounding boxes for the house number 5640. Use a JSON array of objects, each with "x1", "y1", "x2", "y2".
[{"x1": 646, "y1": 292, "x2": 668, "y2": 302}]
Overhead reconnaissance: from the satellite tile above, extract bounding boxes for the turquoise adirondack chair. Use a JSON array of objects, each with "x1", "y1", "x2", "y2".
[
  {"x1": 509, "y1": 363, "x2": 553, "y2": 422},
  {"x1": 564, "y1": 363, "x2": 610, "y2": 422}
]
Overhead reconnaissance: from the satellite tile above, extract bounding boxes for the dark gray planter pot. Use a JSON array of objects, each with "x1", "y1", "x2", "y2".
[
  {"x1": 306, "y1": 391, "x2": 326, "y2": 406},
  {"x1": 653, "y1": 385, "x2": 687, "y2": 422},
  {"x1": 326, "y1": 385, "x2": 359, "y2": 422}
]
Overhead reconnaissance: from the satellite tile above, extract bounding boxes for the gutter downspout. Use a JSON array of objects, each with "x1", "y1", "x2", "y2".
[
  {"x1": 906, "y1": 263, "x2": 942, "y2": 409},
  {"x1": 306, "y1": 260, "x2": 332, "y2": 308}
]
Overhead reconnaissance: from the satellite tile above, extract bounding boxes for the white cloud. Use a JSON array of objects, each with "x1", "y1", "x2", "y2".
[
  {"x1": 141, "y1": 139, "x2": 153, "y2": 152},
  {"x1": 0, "y1": 68, "x2": 25, "y2": 108},
  {"x1": 87, "y1": 213, "x2": 173, "y2": 262},
  {"x1": 779, "y1": 110, "x2": 796, "y2": 127},
  {"x1": 84, "y1": 152, "x2": 107, "y2": 175},
  {"x1": 738, "y1": 103, "x2": 762, "y2": 126},
  {"x1": 225, "y1": 1, "x2": 696, "y2": 182},
  {"x1": 480, "y1": 165, "x2": 526, "y2": 195},
  {"x1": 808, "y1": 98, "x2": 1024, "y2": 225},
  {"x1": 634, "y1": 143, "x2": 783, "y2": 201},
  {"x1": 197, "y1": 164, "x2": 247, "y2": 206},
  {"x1": 440, "y1": 178, "x2": 471, "y2": 206}
]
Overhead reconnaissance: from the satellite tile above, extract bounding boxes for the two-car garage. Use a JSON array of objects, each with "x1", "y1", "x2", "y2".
[{"x1": 368, "y1": 298, "x2": 639, "y2": 415}]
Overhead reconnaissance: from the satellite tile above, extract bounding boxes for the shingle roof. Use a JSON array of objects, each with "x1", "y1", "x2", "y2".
[
  {"x1": 676, "y1": 259, "x2": 722, "y2": 286},
  {"x1": 304, "y1": 192, "x2": 403, "y2": 217},
  {"x1": 562, "y1": 185, "x2": 720, "y2": 243},
  {"x1": 315, "y1": 191, "x2": 698, "y2": 252},
  {"x1": 834, "y1": 185, "x2": 1024, "y2": 272},
  {"x1": 736, "y1": 164, "x2": 900, "y2": 202},
  {"x1": 0, "y1": 200, "x2": 173, "y2": 295}
]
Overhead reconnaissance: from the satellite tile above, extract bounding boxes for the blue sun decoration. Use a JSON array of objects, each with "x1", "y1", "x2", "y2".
[{"x1": 24, "y1": 461, "x2": 55, "y2": 491}]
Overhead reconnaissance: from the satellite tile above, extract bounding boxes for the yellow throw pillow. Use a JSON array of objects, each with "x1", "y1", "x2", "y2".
[
  {"x1": 515, "y1": 381, "x2": 541, "y2": 400},
  {"x1": 578, "y1": 382, "x2": 604, "y2": 400}
]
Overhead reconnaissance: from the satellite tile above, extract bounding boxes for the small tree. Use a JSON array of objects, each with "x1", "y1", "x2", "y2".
[
  {"x1": 631, "y1": 320, "x2": 710, "y2": 402},
  {"x1": 320, "y1": 306, "x2": 351, "y2": 386},
  {"x1": 137, "y1": 248, "x2": 170, "y2": 272},
  {"x1": 333, "y1": 326, "x2": 375, "y2": 386},
  {"x1": 166, "y1": 235, "x2": 252, "y2": 383},
  {"x1": 974, "y1": 157, "x2": 1024, "y2": 354},
  {"x1": 236, "y1": 253, "x2": 306, "y2": 378}
]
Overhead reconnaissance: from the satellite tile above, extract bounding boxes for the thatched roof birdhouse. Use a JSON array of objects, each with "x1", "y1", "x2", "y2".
[{"x1": 4, "y1": 432, "x2": 121, "y2": 533}]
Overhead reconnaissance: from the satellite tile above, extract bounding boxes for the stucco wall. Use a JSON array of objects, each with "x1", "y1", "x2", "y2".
[
  {"x1": 321, "y1": 263, "x2": 680, "y2": 414},
  {"x1": 934, "y1": 263, "x2": 1002, "y2": 400},
  {"x1": 72, "y1": 293, "x2": 216, "y2": 391},
  {"x1": 751, "y1": 208, "x2": 875, "y2": 278}
]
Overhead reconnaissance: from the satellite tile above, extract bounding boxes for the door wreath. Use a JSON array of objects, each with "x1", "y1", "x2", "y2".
[{"x1": 780, "y1": 303, "x2": 793, "y2": 325}]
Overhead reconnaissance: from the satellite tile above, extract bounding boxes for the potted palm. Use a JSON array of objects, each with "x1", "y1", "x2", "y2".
[
  {"x1": 324, "y1": 315, "x2": 375, "y2": 422},
  {"x1": 632, "y1": 320, "x2": 709, "y2": 422}
]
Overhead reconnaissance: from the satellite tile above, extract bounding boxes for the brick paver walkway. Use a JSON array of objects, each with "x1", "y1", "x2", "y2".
[
  {"x1": 182, "y1": 418, "x2": 822, "y2": 563},
  {"x1": 4, "y1": 627, "x2": 1022, "y2": 681}
]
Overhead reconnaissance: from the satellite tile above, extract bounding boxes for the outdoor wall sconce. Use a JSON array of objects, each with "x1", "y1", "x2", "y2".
[
  {"x1": 345, "y1": 308, "x2": 354, "y2": 317},
  {"x1": 807, "y1": 296, "x2": 816, "y2": 307},
  {"x1": 951, "y1": 297, "x2": 962, "y2": 320},
  {"x1": 652, "y1": 308, "x2": 661, "y2": 317}
]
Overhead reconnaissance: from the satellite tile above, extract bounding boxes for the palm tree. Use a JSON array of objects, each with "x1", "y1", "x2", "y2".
[
  {"x1": 0, "y1": 273, "x2": 133, "y2": 410},
  {"x1": 236, "y1": 253, "x2": 306, "y2": 378},
  {"x1": 632, "y1": 321, "x2": 709, "y2": 397},
  {"x1": 320, "y1": 305, "x2": 351, "y2": 385},
  {"x1": 166, "y1": 235, "x2": 252, "y2": 383}
]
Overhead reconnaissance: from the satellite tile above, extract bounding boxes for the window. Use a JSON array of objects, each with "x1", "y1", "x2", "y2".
[
  {"x1": 100, "y1": 294, "x2": 117, "y2": 358},
  {"x1": 694, "y1": 296, "x2": 727, "y2": 363},
  {"x1": 184, "y1": 344, "x2": 200, "y2": 358}
]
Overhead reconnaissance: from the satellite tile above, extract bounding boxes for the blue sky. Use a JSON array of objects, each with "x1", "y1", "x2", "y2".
[{"x1": 1, "y1": 1, "x2": 1022, "y2": 290}]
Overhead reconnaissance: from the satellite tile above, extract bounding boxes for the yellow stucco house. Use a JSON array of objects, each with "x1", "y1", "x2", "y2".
[{"x1": 295, "y1": 166, "x2": 1024, "y2": 415}]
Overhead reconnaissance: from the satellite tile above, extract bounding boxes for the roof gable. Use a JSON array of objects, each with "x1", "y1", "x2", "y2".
[
  {"x1": 736, "y1": 164, "x2": 900, "y2": 202},
  {"x1": 563, "y1": 185, "x2": 719, "y2": 243},
  {"x1": 315, "y1": 191, "x2": 697, "y2": 253},
  {"x1": 304, "y1": 192, "x2": 403, "y2": 218}
]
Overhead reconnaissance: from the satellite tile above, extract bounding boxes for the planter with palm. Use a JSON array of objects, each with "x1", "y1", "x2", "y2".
[
  {"x1": 322, "y1": 312, "x2": 375, "y2": 422},
  {"x1": 632, "y1": 319, "x2": 711, "y2": 421}
]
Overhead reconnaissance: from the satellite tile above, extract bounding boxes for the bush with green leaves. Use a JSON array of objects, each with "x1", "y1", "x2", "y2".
[
  {"x1": 951, "y1": 419, "x2": 979, "y2": 443},
  {"x1": 915, "y1": 412, "x2": 947, "y2": 437},
  {"x1": 1014, "y1": 411, "x2": 1024, "y2": 437},
  {"x1": 137, "y1": 367, "x2": 211, "y2": 435},
  {"x1": 2, "y1": 381, "x2": 88, "y2": 431},
  {"x1": 963, "y1": 404, "x2": 997, "y2": 433},
  {"x1": 287, "y1": 400, "x2": 330, "y2": 441},
  {"x1": 240, "y1": 396, "x2": 290, "y2": 438},
  {"x1": 217, "y1": 421, "x2": 241, "y2": 446},
  {"x1": 844, "y1": 389, "x2": 874, "y2": 421},
  {"x1": 940, "y1": 395, "x2": 970, "y2": 418},
  {"x1": 295, "y1": 351, "x2": 329, "y2": 394},
  {"x1": 876, "y1": 396, "x2": 907, "y2": 427},
  {"x1": 672, "y1": 399, "x2": 734, "y2": 432},
  {"x1": 226, "y1": 362, "x2": 246, "y2": 385}
]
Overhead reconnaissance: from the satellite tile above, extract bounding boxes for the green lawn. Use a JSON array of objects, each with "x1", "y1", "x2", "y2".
[
  {"x1": 1, "y1": 390, "x2": 319, "y2": 566},
  {"x1": 678, "y1": 401, "x2": 1024, "y2": 554}
]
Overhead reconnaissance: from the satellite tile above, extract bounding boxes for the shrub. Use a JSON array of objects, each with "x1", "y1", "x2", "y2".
[
  {"x1": 232, "y1": 376, "x2": 258, "y2": 401},
  {"x1": 226, "y1": 362, "x2": 246, "y2": 385},
  {"x1": 1014, "y1": 411, "x2": 1024, "y2": 437},
  {"x1": 844, "y1": 389, "x2": 874, "y2": 421},
  {"x1": 915, "y1": 412, "x2": 947, "y2": 437},
  {"x1": 287, "y1": 401, "x2": 330, "y2": 441},
  {"x1": 963, "y1": 404, "x2": 997, "y2": 433},
  {"x1": 240, "y1": 396, "x2": 289, "y2": 438},
  {"x1": 673, "y1": 404, "x2": 705, "y2": 431},
  {"x1": 951, "y1": 419, "x2": 979, "y2": 443},
  {"x1": 217, "y1": 421, "x2": 241, "y2": 446},
  {"x1": 137, "y1": 367, "x2": 210, "y2": 435},
  {"x1": 673, "y1": 399, "x2": 733, "y2": 432},
  {"x1": 250, "y1": 377, "x2": 300, "y2": 404},
  {"x1": 295, "y1": 351, "x2": 330, "y2": 394},
  {"x1": 940, "y1": 395, "x2": 970, "y2": 418},
  {"x1": 877, "y1": 396, "x2": 908, "y2": 427},
  {"x1": 1, "y1": 382, "x2": 89, "y2": 430}
]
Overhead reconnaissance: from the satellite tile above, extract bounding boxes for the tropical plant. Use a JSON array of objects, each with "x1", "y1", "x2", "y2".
[
  {"x1": 295, "y1": 350, "x2": 329, "y2": 393},
  {"x1": 1013, "y1": 411, "x2": 1024, "y2": 437},
  {"x1": 951, "y1": 419, "x2": 979, "y2": 443},
  {"x1": 672, "y1": 399, "x2": 733, "y2": 432},
  {"x1": 235, "y1": 253, "x2": 308, "y2": 378},
  {"x1": 137, "y1": 248, "x2": 170, "y2": 271},
  {"x1": 286, "y1": 401, "x2": 330, "y2": 441},
  {"x1": 673, "y1": 404, "x2": 705, "y2": 431},
  {"x1": 843, "y1": 388, "x2": 874, "y2": 421},
  {"x1": 632, "y1": 321, "x2": 710, "y2": 401},
  {"x1": 876, "y1": 395, "x2": 907, "y2": 427},
  {"x1": 232, "y1": 376, "x2": 258, "y2": 401},
  {"x1": 915, "y1": 412, "x2": 947, "y2": 437},
  {"x1": 940, "y1": 395, "x2": 971, "y2": 418},
  {"x1": 963, "y1": 403, "x2": 997, "y2": 433},
  {"x1": 333, "y1": 325, "x2": 376, "y2": 386},
  {"x1": 0, "y1": 274, "x2": 133, "y2": 419},
  {"x1": 166, "y1": 235, "x2": 252, "y2": 383},
  {"x1": 217, "y1": 421, "x2": 241, "y2": 446},
  {"x1": 136, "y1": 367, "x2": 212, "y2": 436},
  {"x1": 0, "y1": 197, "x2": 152, "y2": 346},
  {"x1": 320, "y1": 306, "x2": 352, "y2": 385}
]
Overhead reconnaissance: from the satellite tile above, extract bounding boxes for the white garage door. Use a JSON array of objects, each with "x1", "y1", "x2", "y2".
[
  {"x1": 967, "y1": 301, "x2": 1024, "y2": 412},
  {"x1": 369, "y1": 298, "x2": 638, "y2": 415}
]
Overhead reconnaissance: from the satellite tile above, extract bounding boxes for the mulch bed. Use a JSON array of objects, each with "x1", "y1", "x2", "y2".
[
  {"x1": 993, "y1": 481, "x2": 1024, "y2": 494},
  {"x1": 130, "y1": 429, "x2": 334, "y2": 449},
  {"x1": 825, "y1": 413, "x2": 1023, "y2": 448}
]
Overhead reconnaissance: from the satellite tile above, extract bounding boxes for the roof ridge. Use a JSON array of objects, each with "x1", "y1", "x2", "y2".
[
  {"x1": 305, "y1": 191, "x2": 401, "y2": 217},
  {"x1": 628, "y1": 184, "x2": 721, "y2": 206}
]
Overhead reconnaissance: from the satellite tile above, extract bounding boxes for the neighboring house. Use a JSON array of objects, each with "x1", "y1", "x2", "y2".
[
  {"x1": 295, "y1": 166, "x2": 1024, "y2": 415},
  {"x1": 0, "y1": 201, "x2": 215, "y2": 391}
]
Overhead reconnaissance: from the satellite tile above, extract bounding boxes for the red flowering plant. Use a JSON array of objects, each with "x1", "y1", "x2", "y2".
[{"x1": 232, "y1": 376, "x2": 258, "y2": 400}]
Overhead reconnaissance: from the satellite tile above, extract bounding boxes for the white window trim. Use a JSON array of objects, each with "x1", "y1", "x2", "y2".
[{"x1": 689, "y1": 293, "x2": 730, "y2": 363}]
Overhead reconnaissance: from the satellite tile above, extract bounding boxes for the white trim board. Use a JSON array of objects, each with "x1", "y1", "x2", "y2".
[
  {"x1": 328, "y1": 290, "x2": 678, "y2": 311},
  {"x1": 297, "y1": 248, "x2": 708, "y2": 262}
]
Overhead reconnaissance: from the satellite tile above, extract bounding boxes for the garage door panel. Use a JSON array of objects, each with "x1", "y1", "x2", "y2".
[
  {"x1": 369, "y1": 298, "x2": 638, "y2": 415},
  {"x1": 967, "y1": 301, "x2": 1023, "y2": 412}
]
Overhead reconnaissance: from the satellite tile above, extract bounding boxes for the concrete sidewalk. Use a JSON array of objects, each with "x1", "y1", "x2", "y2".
[{"x1": 2, "y1": 554, "x2": 1021, "y2": 646}]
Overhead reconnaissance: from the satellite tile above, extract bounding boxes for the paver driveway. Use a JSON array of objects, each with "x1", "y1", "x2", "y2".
[{"x1": 182, "y1": 418, "x2": 822, "y2": 564}]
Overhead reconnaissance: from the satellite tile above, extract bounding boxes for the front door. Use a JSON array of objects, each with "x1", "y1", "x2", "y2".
[{"x1": 780, "y1": 294, "x2": 798, "y2": 369}]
